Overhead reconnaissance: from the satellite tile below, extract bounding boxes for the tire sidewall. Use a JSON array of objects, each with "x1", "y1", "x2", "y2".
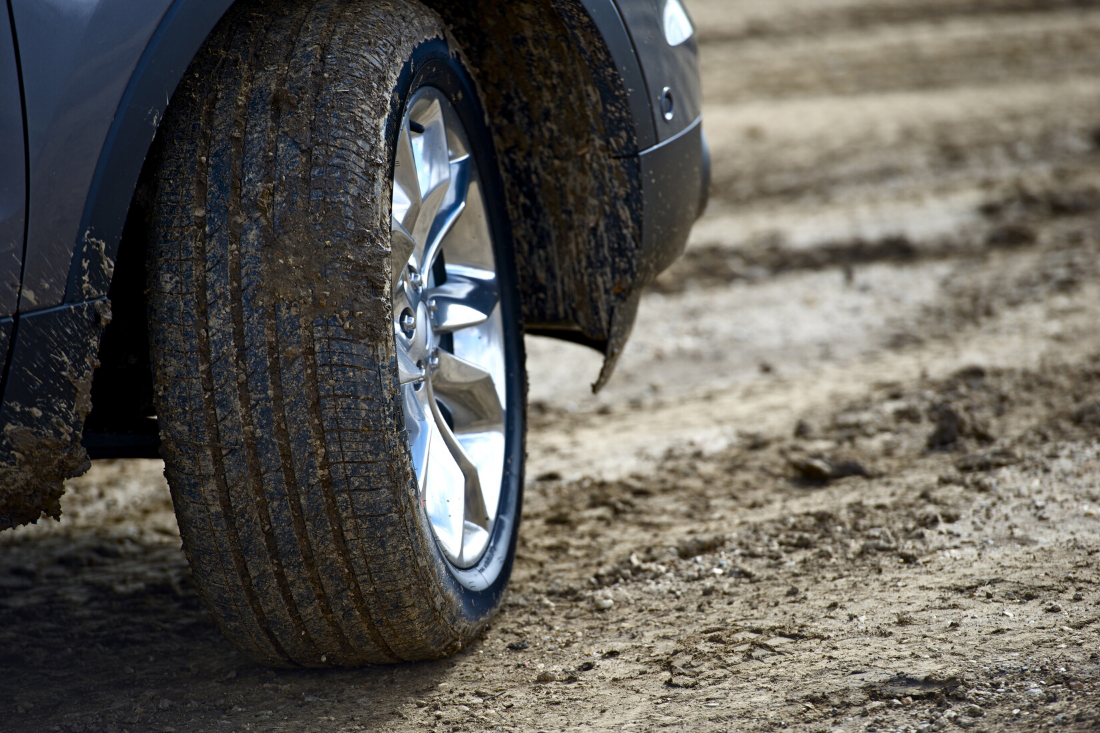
[{"x1": 386, "y1": 39, "x2": 525, "y2": 619}]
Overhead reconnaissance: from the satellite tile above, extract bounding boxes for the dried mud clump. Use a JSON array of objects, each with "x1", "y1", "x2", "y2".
[{"x1": 0, "y1": 301, "x2": 110, "y2": 530}]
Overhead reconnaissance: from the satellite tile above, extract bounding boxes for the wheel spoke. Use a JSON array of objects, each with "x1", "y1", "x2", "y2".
[
  {"x1": 424, "y1": 376, "x2": 492, "y2": 533},
  {"x1": 409, "y1": 101, "x2": 451, "y2": 262},
  {"x1": 392, "y1": 122, "x2": 421, "y2": 234},
  {"x1": 420, "y1": 156, "x2": 470, "y2": 275},
  {"x1": 428, "y1": 267, "x2": 498, "y2": 332},
  {"x1": 419, "y1": 417, "x2": 466, "y2": 559},
  {"x1": 390, "y1": 218, "x2": 417, "y2": 290},
  {"x1": 401, "y1": 386, "x2": 432, "y2": 491},
  {"x1": 430, "y1": 348, "x2": 504, "y2": 432},
  {"x1": 396, "y1": 348, "x2": 424, "y2": 386}
]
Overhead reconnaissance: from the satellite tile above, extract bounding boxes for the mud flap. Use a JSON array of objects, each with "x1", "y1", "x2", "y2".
[
  {"x1": 592, "y1": 288, "x2": 641, "y2": 393},
  {"x1": 0, "y1": 299, "x2": 111, "y2": 529}
]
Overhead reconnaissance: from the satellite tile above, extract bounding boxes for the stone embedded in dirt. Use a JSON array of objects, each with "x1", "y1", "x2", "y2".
[
  {"x1": 535, "y1": 670, "x2": 557, "y2": 682},
  {"x1": 793, "y1": 419, "x2": 813, "y2": 438},
  {"x1": 927, "y1": 406, "x2": 963, "y2": 448},
  {"x1": 675, "y1": 535, "x2": 724, "y2": 559},
  {"x1": 1071, "y1": 401, "x2": 1100, "y2": 428},
  {"x1": 917, "y1": 511, "x2": 941, "y2": 528},
  {"x1": 785, "y1": 585, "x2": 800, "y2": 597},
  {"x1": 986, "y1": 223, "x2": 1037, "y2": 250},
  {"x1": 594, "y1": 597, "x2": 614, "y2": 610},
  {"x1": 861, "y1": 539, "x2": 897, "y2": 554},
  {"x1": 791, "y1": 456, "x2": 867, "y2": 483},
  {"x1": 665, "y1": 674, "x2": 698, "y2": 689},
  {"x1": 955, "y1": 448, "x2": 1020, "y2": 473},
  {"x1": 792, "y1": 457, "x2": 832, "y2": 481},
  {"x1": 506, "y1": 640, "x2": 529, "y2": 651},
  {"x1": 864, "y1": 701, "x2": 887, "y2": 715},
  {"x1": 1046, "y1": 604, "x2": 1063, "y2": 613}
]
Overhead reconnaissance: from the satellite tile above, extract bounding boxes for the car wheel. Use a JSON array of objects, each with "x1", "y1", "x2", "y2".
[{"x1": 147, "y1": 0, "x2": 524, "y2": 666}]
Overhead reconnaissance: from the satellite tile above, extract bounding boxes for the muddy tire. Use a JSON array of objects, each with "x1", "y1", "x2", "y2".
[{"x1": 147, "y1": 0, "x2": 525, "y2": 667}]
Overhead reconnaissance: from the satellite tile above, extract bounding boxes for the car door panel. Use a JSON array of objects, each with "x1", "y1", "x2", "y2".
[
  {"x1": 0, "y1": 7, "x2": 25, "y2": 317},
  {"x1": 9, "y1": 0, "x2": 173, "y2": 312}
]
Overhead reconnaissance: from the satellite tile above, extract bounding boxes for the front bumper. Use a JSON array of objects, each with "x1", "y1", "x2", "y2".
[{"x1": 637, "y1": 115, "x2": 709, "y2": 285}]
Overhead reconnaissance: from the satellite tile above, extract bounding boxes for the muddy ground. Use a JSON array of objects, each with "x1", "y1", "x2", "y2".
[{"x1": 3, "y1": 0, "x2": 1100, "y2": 730}]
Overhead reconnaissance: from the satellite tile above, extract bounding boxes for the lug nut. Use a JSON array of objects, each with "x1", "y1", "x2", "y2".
[
  {"x1": 399, "y1": 309, "x2": 416, "y2": 335},
  {"x1": 407, "y1": 267, "x2": 422, "y2": 288},
  {"x1": 428, "y1": 350, "x2": 440, "y2": 370}
]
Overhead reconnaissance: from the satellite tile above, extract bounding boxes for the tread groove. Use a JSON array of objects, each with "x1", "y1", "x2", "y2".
[
  {"x1": 192, "y1": 53, "x2": 291, "y2": 665},
  {"x1": 299, "y1": 308, "x2": 399, "y2": 661},
  {"x1": 224, "y1": 22, "x2": 331, "y2": 663}
]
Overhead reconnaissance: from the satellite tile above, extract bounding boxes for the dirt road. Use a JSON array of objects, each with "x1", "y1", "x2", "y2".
[{"x1": 2, "y1": 1, "x2": 1100, "y2": 730}]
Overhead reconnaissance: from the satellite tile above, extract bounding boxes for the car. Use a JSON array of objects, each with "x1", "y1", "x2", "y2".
[{"x1": 0, "y1": 0, "x2": 708, "y2": 666}]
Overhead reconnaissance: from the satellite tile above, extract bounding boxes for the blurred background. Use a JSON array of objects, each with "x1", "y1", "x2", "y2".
[{"x1": 527, "y1": 0, "x2": 1100, "y2": 414}]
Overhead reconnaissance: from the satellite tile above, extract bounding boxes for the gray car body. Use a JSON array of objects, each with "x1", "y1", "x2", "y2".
[{"x1": 0, "y1": 0, "x2": 707, "y2": 527}]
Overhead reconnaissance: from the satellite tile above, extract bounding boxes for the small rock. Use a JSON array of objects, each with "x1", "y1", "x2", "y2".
[
  {"x1": 864, "y1": 701, "x2": 886, "y2": 714},
  {"x1": 665, "y1": 674, "x2": 698, "y2": 688},
  {"x1": 1046, "y1": 604, "x2": 1063, "y2": 613},
  {"x1": 792, "y1": 457, "x2": 833, "y2": 481},
  {"x1": 594, "y1": 597, "x2": 614, "y2": 611},
  {"x1": 536, "y1": 671, "x2": 557, "y2": 682},
  {"x1": 861, "y1": 539, "x2": 897, "y2": 554},
  {"x1": 1073, "y1": 592, "x2": 1084, "y2": 601},
  {"x1": 986, "y1": 223, "x2": 1036, "y2": 250},
  {"x1": 889, "y1": 698, "x2": 903, "y2": 708},
  {"x1": 1026, "y1": 688, "x2": 1043, "y2": 696},
  {"x1": 955, "y1": 449, "x2": 1020, "y2": 473},
  {"x1": 506, "y1": 640, "x2": 529, "y2": 651},
  {"x1": 927, "y1": 407, "x2": 962, "y2": 449},
  {"x1": 433, "y1": 711, "x2": 444, "y2": 719},
  {"x1": 964, "y1": 704, "x2": 983, "y2": 717},
  {"x1": 786, "y1": 586, "x2": 800, "y2": 597},
  {"x1": 930, "y1": 717, "x2": 949, "y2": 731},
  {"x1": 791, "y1": 456, "x2": 867, "y2": 483}
]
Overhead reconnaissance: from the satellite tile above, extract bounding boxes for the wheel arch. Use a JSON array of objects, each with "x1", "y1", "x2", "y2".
[
  {"x1": 64, "y1": 0, "x2": 236, "y2": 305},
  {"x1": 80, "y1": 0, "x2": 649, "y2": 456},
  {"x1": 423, "y1": 0, "x2": 647, "y2": 366},
  {"x1": 77, "y1": 0, "x2": 648, "y2": 346}
]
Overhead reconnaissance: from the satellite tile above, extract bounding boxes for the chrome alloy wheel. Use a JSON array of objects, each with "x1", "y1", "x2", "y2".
[{"x1": 391, "y1": 87, "x2": 507, "y2": 569}]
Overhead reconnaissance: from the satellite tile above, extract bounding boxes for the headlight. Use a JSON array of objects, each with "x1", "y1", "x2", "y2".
[{"x1": 662, "y1": 0, "x2": 694, "y2": 46}]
